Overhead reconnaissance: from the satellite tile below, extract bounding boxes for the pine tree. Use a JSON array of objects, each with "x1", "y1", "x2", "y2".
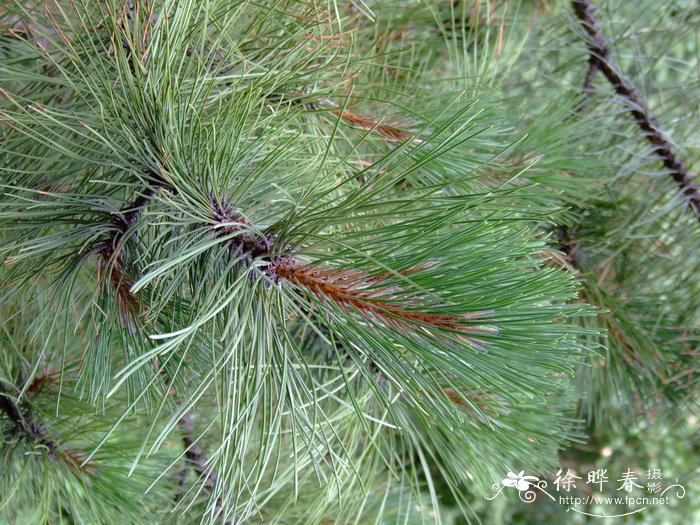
[{"x1": 1, "y1": 1, "x2": 697, "y2": 524}]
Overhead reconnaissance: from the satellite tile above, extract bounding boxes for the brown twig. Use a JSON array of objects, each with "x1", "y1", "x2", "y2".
[
  {"x1": 572, "y1": 0, "x2": 700, "y2": 220},
  {"x1": 209, "y1": 194, "x2": 273, "y2": 262},
  {"x1": 582, "y1": 58, "x2": 599, "y2": 94},
  {"x1": 331, "y1": 108, "x2": 412, "y2": 142},
  {"x1": 93, "y1": 188, "x2": 156, "y2": 323},
  {"x1": 442, "y1": 387, "x2": 509, "y2": 421},
  {"x1": 273, "y1": 260, "x2": 489, "y2": 335},
  {"x1": 25, "y1": 370, "x2": 61, "y2": 396}
]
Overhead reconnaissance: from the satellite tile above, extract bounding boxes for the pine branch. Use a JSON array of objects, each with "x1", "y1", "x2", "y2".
[
  {"x1": 89, "y1": 183, "x2": 227, "y2": 509},
  {"x1": 572, "y1": 0, "x2": 700, "y2": 220},
  {"x1": 0, "y1": 382, "x2": 90, "y2": 474},
  {"x1": 272, "y1": 259, "x2": 489, "y2": 336}
]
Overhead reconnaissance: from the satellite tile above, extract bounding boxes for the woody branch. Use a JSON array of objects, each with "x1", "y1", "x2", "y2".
[{"x1": 572, "y1": 0, "x2": 700, "y2": 220}]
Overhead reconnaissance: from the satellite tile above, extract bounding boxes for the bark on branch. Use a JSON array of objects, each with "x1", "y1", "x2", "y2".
[{"x1": 572, "y1": 0, "x2": 700, "y2": 220}]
